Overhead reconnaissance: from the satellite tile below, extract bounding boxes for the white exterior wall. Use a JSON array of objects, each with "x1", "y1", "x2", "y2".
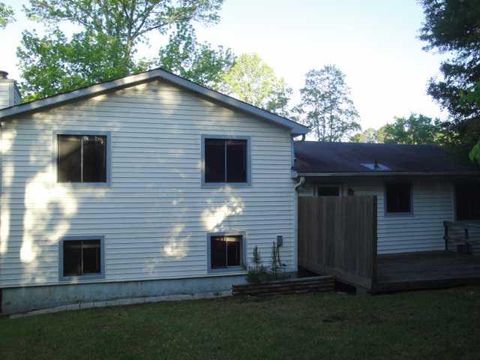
[
  {"x1": 0, "y1": 81, "x2": 12, "y2": 108},
  {"x1": 0, "y1": 79, "x2": 21, "y2": 109},
  {"x1": 0, "y1": 80, "x2": 296, "y2": 288},
  {"x1": 300, "y1": 178, "x2": 455, "y2": 254}
]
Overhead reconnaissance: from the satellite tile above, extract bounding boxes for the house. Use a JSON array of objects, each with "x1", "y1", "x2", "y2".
[
  {"x1": 0, "y1": 69, "x2": 308, "y2": 314},
  {"x1": 1, "y1": 67, "x2": 479, "y2": 313},
  {"x1": 294, "y1": 141, "x2": 480, "y2": 254}
]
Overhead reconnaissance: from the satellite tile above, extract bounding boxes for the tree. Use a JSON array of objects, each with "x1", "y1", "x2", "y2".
[
  {"x1": 381, "y1": 114, "x2": 444, "y2": 145},
  {"x1": 350, "y1": 128, "x2": 384, "y2": 143},
  {"x1": 420, "y1": 0, "x2": 480, "y2": 153},
  {"x1": 295, "y1": 65, "x2": 360, "y2": 141},
  {"x1": 220, "y1": 53, "x2": 292, "y2": 116},
  {"x1": 158, "y1": 24, "x2": 234, "y2": 88},
  {"x1": 18, "y1": 0, "x2": 224, "y2": 101},
  {"x1": 0, "y1": 1, "x2": 14, "y2": 29}
]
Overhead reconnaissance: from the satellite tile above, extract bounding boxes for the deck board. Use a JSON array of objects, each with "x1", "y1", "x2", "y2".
[{"x1": 375, "y1": 251, "x2": 480, "y2": 292}]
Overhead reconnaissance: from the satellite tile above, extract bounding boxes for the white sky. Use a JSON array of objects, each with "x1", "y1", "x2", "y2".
[{"x1": 1, "y1": 0, "x2": 447, "y2": 130}]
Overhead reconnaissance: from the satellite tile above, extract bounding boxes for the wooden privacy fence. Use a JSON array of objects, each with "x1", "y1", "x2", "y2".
[{"x1": 298, "y1": 196, "x2": 378, "y2": 291}]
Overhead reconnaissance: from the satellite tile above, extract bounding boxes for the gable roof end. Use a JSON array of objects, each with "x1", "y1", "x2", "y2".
[{"x1": 0, "y1": 68, "x2": 309, "y2": 136}]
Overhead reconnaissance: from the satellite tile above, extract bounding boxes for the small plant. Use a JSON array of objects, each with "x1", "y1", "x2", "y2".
[
  {"x1": 247, "y1": 246, "x2": 269, "y2": 284},
  {"x1": 271, "y1": 241, "x2": 287, "y2": 280},
  {"x1": 246, "y1": 243, "x2": 287, "y2": 284},
  {"x1": 252, "y1": 246, "x2": 261, "y2": 269}
]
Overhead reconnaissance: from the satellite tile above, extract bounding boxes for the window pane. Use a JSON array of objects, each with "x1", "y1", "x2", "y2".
[
  {"x1": 63, "y1": 241, "x2": 82, "y2": 276},
  {"x1": 82, "y1": 240, "x2": 101, "y2": 274},
  {"x1": 317, "y1": 186, "x2": 340, "y2": 196},
  {"x1": 83, "y1": 136, "x2": 107, "y2": 182},
  {"x1": 455, "y1": 183, "x2": 480, "y2": 220},
  {"x1": 205, "y1": 139, "x2": 226, "y2": 183},
  {"x1": 211, "y1": 236, "x2": 227, "y2": 268},
  {"x1": 386, "y1": 183, "x2": 411, "y2": 213},
  {"x1": 226, "y1": 140, "x2": 247, "y2": 183},
  {"x1": 58, "y1": 135, "x2": 81, "y2": 182},
  {"x1": 226, "y1": 236, "x2": 241, "y2": 266}
]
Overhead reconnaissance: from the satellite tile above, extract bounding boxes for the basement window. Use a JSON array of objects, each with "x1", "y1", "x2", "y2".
[
  {"x1": 204, "y1": 137, "x2": 249, "y2": 184},
  {"x1": 386, "y1": 183, "x2": 412, "y2": 214},
  {"x1": 61, "y1": 238, "x2": 104, "y2": 279},
  {"x1": 57, "y1": 134, "x2": 109, "y2": 183},
  {"x1": 209, "y1": 234, "x2": 244, "y2": 271}
]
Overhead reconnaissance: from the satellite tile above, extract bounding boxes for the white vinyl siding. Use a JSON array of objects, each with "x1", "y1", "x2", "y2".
[
  {"x1": 0, "y1": 81, "x2": 11, "y2": 109},
  {"x1": 346, "y1": 178, "x2": 455, "y2": 254},
  {"x1": 0, "y1": 80, "x2": 296, "y2": 287}
]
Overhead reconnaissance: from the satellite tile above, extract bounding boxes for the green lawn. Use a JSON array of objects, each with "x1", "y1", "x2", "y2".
[{"x1": 1, "y1": 287, "x2": 480, "y2": 360}]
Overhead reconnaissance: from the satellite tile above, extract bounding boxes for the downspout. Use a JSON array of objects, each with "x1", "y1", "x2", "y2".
[{"x1": 294, "y1": 176, "x2": 305, "y2": 191}]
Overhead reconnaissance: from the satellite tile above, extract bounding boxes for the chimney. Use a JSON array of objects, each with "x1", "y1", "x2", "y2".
[{"x1": 0, "y1": 70, "x2": 22, "y2": 109}]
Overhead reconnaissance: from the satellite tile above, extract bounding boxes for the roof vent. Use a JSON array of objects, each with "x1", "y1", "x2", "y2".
[
  {"x1": 361, "y1": 161, "x2": 390, "y2": 171},
  {"x1": 0, "y1": 71, "x2": 8, "y2": 80}
]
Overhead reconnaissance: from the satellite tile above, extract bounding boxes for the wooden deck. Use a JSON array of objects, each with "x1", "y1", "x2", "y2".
[{"x1": 374, "y1": 251, "x2": 480, "y2": 292}]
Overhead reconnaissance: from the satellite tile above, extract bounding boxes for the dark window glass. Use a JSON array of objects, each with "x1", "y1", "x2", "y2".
[
  {"x1": 455, "y1": 183, "x2": 480, "y2": 220},
  {"x1": 63, "y1": 240, "x2": 82, "y2": 276},
  {"x1": 386, "y1": 183, "x2": 411, "y2": 213},
  {"x1": 205, "y1": 139, "x2": 226, "y2": 182},
  {"x1": 58, "y1": 136, "x2": 81, "y2": 182},
  {"x1": 204, "y1": 138, "x2": 247, "y2": 183},
  {"x1": 57, "y1": 135, "x2": 107, "y2": 183},
  {"x1": 63, "y1": 240, "x2": 101, "y2": 276},
  {"x1": 83, "y1": 136, "x2": 106, "y2": 182},
  {"x1": 210, "y1": 235, "x2": 242, "y2": 269},
  {"x1": 226, "y1": 140, "x2": 247, "y2": 182},
  {"x1": 317, "y1": 186, "x2": 340, "y2": 196},
  {"x1": 211, "y1": 236, "x2": 227, "y2": 268}
]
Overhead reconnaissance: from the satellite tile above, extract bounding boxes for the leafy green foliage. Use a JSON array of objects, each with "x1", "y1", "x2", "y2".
[
  {"x1": 18, "y1": 0, "x2": 224, "y2": 100},
  {"x1": 381, "y1": 114, "x2": 445, "y2": 145},
  {"x1": 469, "y1": 142, "x2": 480, "y2": 165},
  {"x1": 18, "y1": 29, "x2": 147, "y2": 101},
  {"x1": 350, "y1": 128, "x2": 384, "y2": 143},
  {"x1": 158, "y1": 24, "x2": 234, "y2": 88},
  {"x1": 294, "y1": 65, "x2": 360, "y2": 141},
  {"x1": 220, "y1": 53, "x2": 292, "y2": 116},
  {"x1": 0, "y1": 1, "x2": 14, "y2": 29},
  {"x1": 420, "y1": 0, "x2": 480, "y2": 153}
]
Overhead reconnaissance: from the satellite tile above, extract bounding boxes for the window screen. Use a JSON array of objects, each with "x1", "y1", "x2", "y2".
[
  {"x1": 205, "y1": 139, "x2": 247, "y2": 183},
  {"x1": 63, "y1": 239, "x2": 101, "y2": 277},
  {"x1": 58, "y1": 135, "x2": 107, "y2": 183},
  {"x1": 386, "y1": 183, "x2": 412, "y2": 213},
  {"x1": 210, "y1": 235, "x2": 242, "y2": 269}
]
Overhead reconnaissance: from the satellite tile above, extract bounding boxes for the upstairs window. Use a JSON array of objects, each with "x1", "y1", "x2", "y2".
[
  {"x1": 386, "y1": 183, "x2": 412, "y2": 214},
  {"x1": 204, "y1": 138, "x2": 248, "y2": 184},
  {"x1": 58, "y1": 134, "x2": 107, "y2": 183},
  {"x1": 62, "y1": 239, "x2": 102, "y2": 277},
  {"x1": 210, "y1": 234, "x2": 243, "y2": 270}
]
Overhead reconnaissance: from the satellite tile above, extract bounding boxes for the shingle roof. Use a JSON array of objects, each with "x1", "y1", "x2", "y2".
[
  {"x1": 0, "y1": 68, "x2": 309, "y2": 136},
  {"x1": 294, "y1": 141, "x2": 480, "y2": 176}
]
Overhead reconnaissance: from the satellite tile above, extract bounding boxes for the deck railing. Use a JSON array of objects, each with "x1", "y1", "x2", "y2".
[{"x1": 443, "y1": 221, "x2": 480, "y2": 254}]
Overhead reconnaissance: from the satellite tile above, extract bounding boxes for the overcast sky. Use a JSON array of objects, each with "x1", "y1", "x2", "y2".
[{"x1": 1, "y1": 0, "x2": 446, "y2": 130}]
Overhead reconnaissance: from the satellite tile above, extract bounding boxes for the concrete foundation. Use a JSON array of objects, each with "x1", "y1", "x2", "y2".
[{"x1": 1, "y1": 274, "x2": 247, "y2": 314}]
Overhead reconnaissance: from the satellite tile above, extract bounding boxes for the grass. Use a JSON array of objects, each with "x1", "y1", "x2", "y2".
[{"x1": 1, "y1": 287, "x2": 480, "y2": 360}]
